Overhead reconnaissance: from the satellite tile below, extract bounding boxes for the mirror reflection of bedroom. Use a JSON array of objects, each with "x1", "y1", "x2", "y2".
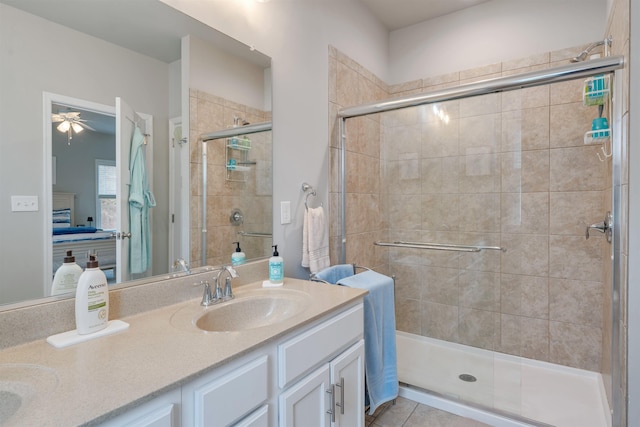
[{"x1": 51, "y1": 102, "x2": 117, "y2": 293}]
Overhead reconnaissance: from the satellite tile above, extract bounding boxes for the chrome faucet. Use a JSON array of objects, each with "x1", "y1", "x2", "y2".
[
  {"x1": 215, "y1": 265, "x2": 238, "y2": 301},
  {"x1": 172, "y1": 258, "x2": 191, "y2": 275},
  {"x1": 196, "y1": 265, "x2": 238, "y2": 307}
]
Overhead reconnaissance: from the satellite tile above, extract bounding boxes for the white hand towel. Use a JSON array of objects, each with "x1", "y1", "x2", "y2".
[{"x1": 302, "y1": 206, "x2": 330, "y2": 274}]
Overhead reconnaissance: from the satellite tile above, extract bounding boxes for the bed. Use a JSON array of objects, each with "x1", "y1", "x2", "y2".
[{"x1": 52, "y1": 192, "x2": 117, "y2": 276}]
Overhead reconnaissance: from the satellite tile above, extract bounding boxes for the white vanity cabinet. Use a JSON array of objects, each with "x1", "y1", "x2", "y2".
[
  {"x1": 99, "y1": 388, "x2": 181, "y2": 427},
  {"x1": 101, "y1": 301, "x2": 364, "y2": 427},
  {"x1": 278, "y1": 304, "x2": 365, "y2": 427},
  {"x1": 181, "y1": 355, "x2": 269, "y2": 426}
]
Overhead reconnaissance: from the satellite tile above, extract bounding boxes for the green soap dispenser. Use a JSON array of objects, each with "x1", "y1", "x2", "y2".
[
  {"x1": 269, "y1": 245, "x2": 284, "y2": 285},
  {"x1": 232, "y1": 241, "x2": 246, "y2": 266}
]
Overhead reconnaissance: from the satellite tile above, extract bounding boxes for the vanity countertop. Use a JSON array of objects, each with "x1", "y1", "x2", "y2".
[{"x1": 0, "y1": 278, "x2": 366, "y2": 426}]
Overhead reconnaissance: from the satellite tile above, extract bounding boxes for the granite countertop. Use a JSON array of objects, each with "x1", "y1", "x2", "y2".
[{"x1": 0, "y1": 278, "x2": 366, "y2": 426}]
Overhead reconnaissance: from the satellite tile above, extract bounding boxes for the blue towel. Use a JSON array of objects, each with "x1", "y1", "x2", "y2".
[
  {"x1": 338, "y1": 270, "x2": 398, "y2": 415},
  {"x1": 313, "y1": 264, "x2": 354, "y2": 284}
]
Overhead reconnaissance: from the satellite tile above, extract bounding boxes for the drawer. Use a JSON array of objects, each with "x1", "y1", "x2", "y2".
[
  {"x1": 278, "y1": 303, "x2": 363, "y2": 388},
  {"x1": 191, "y1": 355, "x2": 268, "y2": 426},
  {"x1": 234, "y1": 404, "x2": 269, "y2": 427}
]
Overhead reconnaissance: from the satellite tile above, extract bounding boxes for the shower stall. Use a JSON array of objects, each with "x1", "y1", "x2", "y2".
[{"x1": 332, "y1": 54, "x2": 625, "y2": 426}]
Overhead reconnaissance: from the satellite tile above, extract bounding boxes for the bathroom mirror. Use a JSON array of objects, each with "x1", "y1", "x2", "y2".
[{"x1": 0, "y1": 0, "x2": 272, "y2": 307}]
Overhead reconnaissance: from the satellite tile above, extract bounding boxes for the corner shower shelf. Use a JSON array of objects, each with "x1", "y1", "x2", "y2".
[
  {"x1": 225, "y1": 137, "x2": 253, "y2": 182},
  {"x1": 584, "y1": 129, "x2": 611, "y2": 145},
  {"x1": 582, "y1": 75, "x2": 610, "y2": 106}
]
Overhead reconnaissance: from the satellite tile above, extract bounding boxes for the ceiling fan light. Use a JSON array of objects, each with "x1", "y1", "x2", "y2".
[
  {"x1": 71, "y1": 122, "x2": 83, "y2": 133},
  {"x1": 57, "y1": 120, "x2": 70, "y2": 133}
]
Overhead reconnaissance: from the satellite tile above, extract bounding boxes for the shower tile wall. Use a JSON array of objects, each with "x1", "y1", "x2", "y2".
[
  {"x1": 329, "y1": 46, "x2": 611, "y2": 372},
  {"x1": 189, "y1": 89, "x2": 272, "y2": 268}
]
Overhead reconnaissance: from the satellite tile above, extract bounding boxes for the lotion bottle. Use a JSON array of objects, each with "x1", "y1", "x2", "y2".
[
  {"x1": 75, "y1": 255, "x2": 109, "y2": 335},
  {"x1": 51, "y1": 250, "x2": 83, "y2": 296},
  {"x1": 231, "y1": 241, "x2": 246, "y2": 266},
  {"x1": 269, "y1": 245, "x2": 284, "y2": 285}
]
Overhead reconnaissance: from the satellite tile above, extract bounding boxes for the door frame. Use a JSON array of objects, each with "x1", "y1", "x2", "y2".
[
  {"x1": 42, "y1": 92, "x2": 115, "y2": 295},
  {"x1": 168, "y1": 116, "x2": 189, "y2": 267}
]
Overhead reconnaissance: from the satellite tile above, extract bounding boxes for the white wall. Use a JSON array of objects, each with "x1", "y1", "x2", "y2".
[
  {"x1": 0, "y1": 4, "x2": 170, "y2": 304},
  {"x1": 389, "y1": 0, "x2": 608, "y2": 83},
  {"x1": 189, "y1": 35, "x2": 267, "y2": 111}
]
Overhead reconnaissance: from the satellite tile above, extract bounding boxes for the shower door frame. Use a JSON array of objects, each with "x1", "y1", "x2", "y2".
[{"x1": 336, "y1": 56, "x2": 625, "y2": 426}]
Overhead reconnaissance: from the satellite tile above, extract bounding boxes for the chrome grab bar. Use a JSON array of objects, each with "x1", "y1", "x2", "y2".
[
  {"x1": 236, "y1": 231, "x2": 272, "y2": 238},
  {"x1": 374, "y1": 241, "x2": 506, "y2": 253}
]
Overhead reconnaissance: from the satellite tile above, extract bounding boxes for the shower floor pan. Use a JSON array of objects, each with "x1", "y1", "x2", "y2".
[{"x1": 396, "y1": 331, "x2": 611, "y2": 427}]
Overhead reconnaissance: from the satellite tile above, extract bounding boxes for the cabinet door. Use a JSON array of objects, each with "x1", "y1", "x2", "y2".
[
  {"x1": 182, "y1": 355, "x2": 268, "y2": 427},
  {"x1": 330, "y1": 340, "x2": 365, "y2": 427},
  {"x1": 279, "y1": 364, "x2": 331, "y2": 427},
  {"x1": 99, "y1": 388, "x2": 180, "y2": 427}
]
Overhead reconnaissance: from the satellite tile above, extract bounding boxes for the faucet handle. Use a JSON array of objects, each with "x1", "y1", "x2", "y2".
[
  {"x1": 225, "y1": 265, "x2": 239, "y2": 278},
  {"x1": 195, "y1": 280, "x2": 214, "y2": 307},
  {"x1": 222, "y1": 276, "x2": 235, "y2": 300}
]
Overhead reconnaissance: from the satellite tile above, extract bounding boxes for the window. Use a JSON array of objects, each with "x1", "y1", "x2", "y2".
[{"x1": 96, "y1": 160, "x2": 116, "y2": 230}]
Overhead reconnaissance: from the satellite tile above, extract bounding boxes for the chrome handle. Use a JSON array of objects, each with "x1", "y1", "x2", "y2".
[
  {"x1": 116, "y1": 231, "x2": 132, "y2": 239},
  {"x1": 335, "y1": 377, "x2": 345, "y2": 415},
  {"x1": 586, "y1": 211, "x2": 612, "y2": 243},
  {"x1": 194, "y1": 281, "x2": 214, "y2": 307},
  {"x1": 326, "y1": 385, "x2": 335, "y2": 423}
]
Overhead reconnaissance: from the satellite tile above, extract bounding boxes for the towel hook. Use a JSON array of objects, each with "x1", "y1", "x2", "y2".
[{"x1": 302, "y1": 182, "x2": 321, "y2": 210}]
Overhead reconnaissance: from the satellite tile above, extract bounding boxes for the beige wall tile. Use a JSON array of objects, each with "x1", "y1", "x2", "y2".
[
  {"x1": 502, "y1": 52, "x2": 550, "y2": 72},
  {"x1": 549, "y1": 146, "x2": 604, "y2": 191},
  {"x1": 395, "y1": 298, "x2": 421, "y2": 335},
  {"x1": 421, "y1": 301, "x2": 459, "y2": 342},
  {"x1": 501, "y1": 106, "x2": 550, "y2": 152},
  {"x1": 501, "y1": 150, "x2": 550, "y2": 193},
  {"x1": 458, "y1": 232, "x2": 502, "y2": 272},
  {"x1": 421, "y1": 157, "x2": 459, "y2": 194},
  {"x1": 550, "y1": 102, "x2": 598, "y2": 147},
  {"x1": 460, "y1": 113, "x2": 501, "y2": 153},
  {"x1": 501, "y1": 273, "x2": 549, "y2": 318},
  {"x1": 458, "y1": 307, "x2": 498, "y2": 350},
  {"x1": 459, "y1": 62, "x2": 502, "y2": 80},
  {"x1": 550, "y1": 321, "x2": 602, "y2": 371},
  {"x1": 422, "y1": 266, "x2": 459, "y2": 305},
  {"x1": 550, "y1": 278, "x2": 603, "y2": 327},
  {"x1": 422, "y1": 71, "x2": 460, "y2": 87},
  {"x1": 501, "y1": 192, "x2": 549, "y2": 235},
  {"x1": 421, "y1": 119, "x2": 459, "y2": 158},
  {"x1": 460, "y1": 93, "x2": 501, "y2": 117},
  {"x1": 421, "y1": 194, "x2": 460, "y2": 231},
  {"x1": 549, "y1": 235, "x2": 603, "y2": 281},
  {"x1": 549, "y1": 191, "x2": 603, "y2": 235},
  {"x1": 499, "y1": 314, "x2": 549, "y2": 361},
  {"x1": 459, "y1": 153, "x2": 501, "y2": 193},
  {"x1": 459, "y1": 270, "x2": 500, "y2": 311},
  {"x1": 549, "y1": 79, "x2": 585, "y2": 105},
  {"x1": 502, "y1": 86, "x2": 550, "y2": 112},
  {"x1": 501, "y1": 234, "x2": 549, "y2": 276},
  {"x1": 459, "y1": 193, "x2": 500, "y2": 232}
]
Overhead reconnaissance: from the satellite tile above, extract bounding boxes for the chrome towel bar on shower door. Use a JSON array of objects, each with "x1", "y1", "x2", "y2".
[{"x1": 374, "y1": 241, "x2": 506, "y2": 253}]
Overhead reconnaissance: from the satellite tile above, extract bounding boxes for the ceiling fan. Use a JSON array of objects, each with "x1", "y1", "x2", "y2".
[{"x1": 51, "y1": 111, "x2": 96, "y2": 145}]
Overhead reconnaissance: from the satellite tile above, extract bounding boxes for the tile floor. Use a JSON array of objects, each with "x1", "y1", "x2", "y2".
[{"x1": 365, "y1": 397, "x2": 491, "y2": 427}]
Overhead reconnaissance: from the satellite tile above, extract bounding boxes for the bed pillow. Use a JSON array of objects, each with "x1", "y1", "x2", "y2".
[{"x1": 53, "y1": 208, "x2": 71, "y2": 226}]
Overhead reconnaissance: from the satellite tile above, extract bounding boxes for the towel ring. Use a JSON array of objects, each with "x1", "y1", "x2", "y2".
[{"x1": 302, "y1": 182, "x2": 322, "y2": 210}]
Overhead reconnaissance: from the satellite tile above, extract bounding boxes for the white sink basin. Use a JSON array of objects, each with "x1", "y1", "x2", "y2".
[
  {"x1": 171, "y1": 287, "x2": 312, "y2": 333},
  {"x1": 0, "y1": 364, "x2": 58, "y2": 425}
]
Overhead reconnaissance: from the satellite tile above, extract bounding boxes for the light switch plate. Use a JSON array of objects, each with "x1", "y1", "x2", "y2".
[
  {"x1": 280, "y1": 201, "x2": 291, "y2": 224},
  {"x1": 11, "y1": 195, "x2": 38, "y2": 212}
]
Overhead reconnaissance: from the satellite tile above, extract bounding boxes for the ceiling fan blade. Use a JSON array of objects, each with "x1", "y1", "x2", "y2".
[
  {"x1": 79, "y1": 122, "x2": 96, "y2": 132},
  {"x1": 51, "y1": 114, "x2": 65, "y2": 123}
]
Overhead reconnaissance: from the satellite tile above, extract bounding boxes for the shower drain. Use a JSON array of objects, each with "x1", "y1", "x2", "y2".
[{"x1": 458, "y1": 373, "x2": 477, "y2": 382}]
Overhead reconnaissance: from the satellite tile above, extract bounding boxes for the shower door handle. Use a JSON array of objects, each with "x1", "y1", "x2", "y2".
[{"x1": 586, "y1": 211, "x2": 612, "y2": 243}]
